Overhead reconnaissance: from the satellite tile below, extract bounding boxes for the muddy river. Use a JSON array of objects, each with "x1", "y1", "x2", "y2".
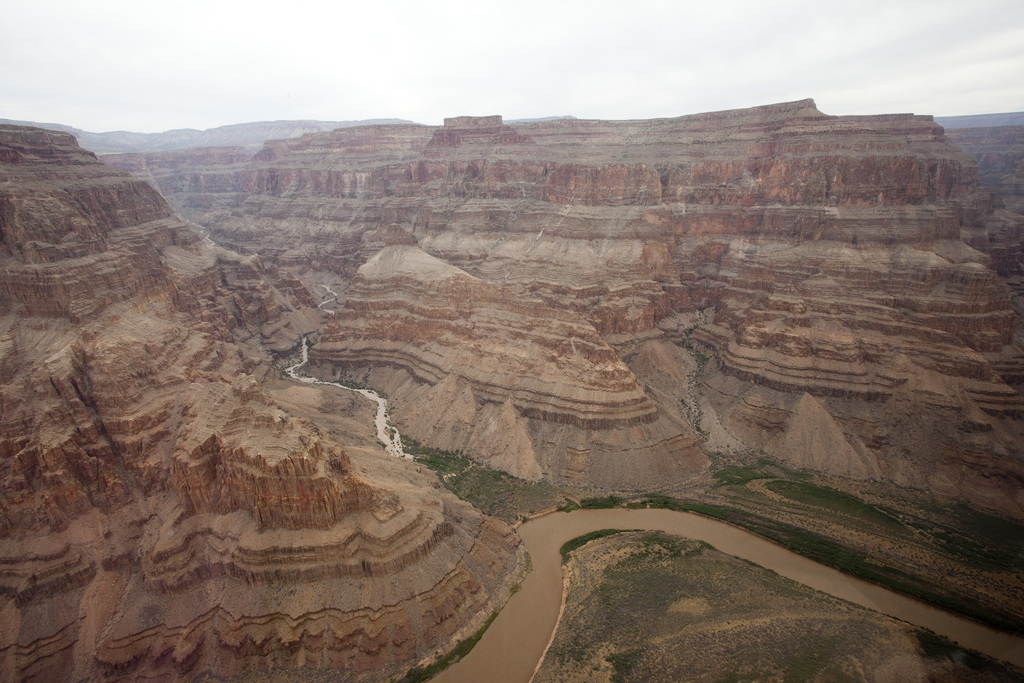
[{"x1": 435, "y1": 508, "x2": 1024, "y2": 682}]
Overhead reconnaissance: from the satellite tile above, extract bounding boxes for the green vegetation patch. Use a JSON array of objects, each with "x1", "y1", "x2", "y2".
[
  {"x1": 781, "y1": 636, "x2": 841, "y2": 683},
  {"x1": 925, "y1": 504, "x2": 1024, "y2": 570},
  {"x1": 685, "y1": 342, "x2": 710, "y2": 374},
  {"x1": 713, "y1": 464, "x2": 766, "y2": 486},
  {"x1": 764, "y1": 480, "x2": 903, "y2": 530},
  {"x1": 606, "y1": 648, "x2": 642, "y2": 683},
  {"x1": 560, "y1": 529, "x2": 632, "y2": 564},
  {"x1": 556, "y1": 499, "x2": 580, "y2": 513},
  {"x1": 580, "y1": 495, "x2": 619, "y2": 509},
  {"x1": 634, "y1": 495, "x2": 732, "y2": 521},
  {"x1": 608, "y1": 533, "x2": 711, "y2": 571},
  {"x1": 679, "y1": 398, "x2": 706, "y2": 437},
  {"x1": 755, "y1": 456, "x2": 812, "y2": 480},
  {"x1": 324, "y1": 365, "x2": 376, "y2": 392},
  {"x1": 403, "y1": 436, "x2": 562, "y2": 522},
  {"x1": 952, "y1": 503, "x2": 1024, "y2": 545},
  {"x1": 403, "y1": 437, "x2": 466, "y2": 474},
  {"x1": 398, "y1": 610, "x2": 499, "y2": 683},
  {"x1": 915, "y1": 629, "x2": 994, "y2": 672}
]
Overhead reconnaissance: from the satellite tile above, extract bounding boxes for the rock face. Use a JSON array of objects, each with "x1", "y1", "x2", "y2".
[
  {"x1": 0, "y1": 126, "x2": 519, "y2": 680},
  {"x1": 99, "y1": 146, "x2": 256, "y2": 214},
  {"x1": 946, "y1": 125, "x2": 1024, "y2": 351},
  {"x1": 311, "y1": 245, "x2": 704, "y2": 487},
  {"x1": 947, "y1": 126, "x2": 1024, "y2": 214},
  {"x1": 105, "y1": 102, "x2": 1024, "y2": 517}
]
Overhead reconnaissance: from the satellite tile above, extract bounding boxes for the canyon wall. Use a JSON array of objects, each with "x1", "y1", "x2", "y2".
[
  {"x1": 0, "y1": 126, "x2": 519, "y2": 680},
  {"x1": 310, "y1": 244, "x2": 704, "y2": 488},
  {"x1": 946, "y1": 125, "x2": 1024, "y2": 336},
  {"x1": 947, "y1": 126, "x2": 1024, "y2": 214},
  {"x1": 104, "y1": 101, "x2": 1024, "y2": 516}
]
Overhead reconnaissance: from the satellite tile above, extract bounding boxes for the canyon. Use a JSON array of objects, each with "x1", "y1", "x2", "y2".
[
  {"x1": 3, "y1": 97, "x2": 1023, "y2": 680},
  {"x1": 0, "y1": 125, "x2": 520, "y2": 680},
  {"x1": 105, "y1": 100, "x2": 1024, "y2": 517}
]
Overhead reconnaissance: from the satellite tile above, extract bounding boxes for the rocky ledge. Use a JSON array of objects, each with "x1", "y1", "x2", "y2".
[
  {"x1": 311, "y1": 244, "x2": 706, "y2": 487},
  {"x1": 105, "y1": 102, "x2": 1024, "y2": 516},
  {"x1": 946, "y1": 125, "x2": 1024, "y2": 344},
  {"x1": 0, "y1": 126, "x2": 519, "y2": 680}
]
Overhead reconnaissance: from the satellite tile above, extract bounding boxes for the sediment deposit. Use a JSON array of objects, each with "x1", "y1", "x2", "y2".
[{"x1": 0, "y1": 125, "x2": 519, "y2": 680}]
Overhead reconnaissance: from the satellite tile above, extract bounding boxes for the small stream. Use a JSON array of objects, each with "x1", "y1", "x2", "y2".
[
  {"x1": 285, "y1": 336, "x2": 408, "y2": 459},
  {"x1": 318, "y1": 284, "x2": 338, "y2": 314}
]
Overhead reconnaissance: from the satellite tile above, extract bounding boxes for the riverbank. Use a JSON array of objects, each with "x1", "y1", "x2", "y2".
[{"x1": 435, "y1": 508, "x2": 1024, "y2": 682}]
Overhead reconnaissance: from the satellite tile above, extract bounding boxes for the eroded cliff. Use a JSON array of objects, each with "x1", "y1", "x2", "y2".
[
  {"x1": 0, "y1": 126, "x2": 519, "y2": 680},
  {"x1": 310, "y1": 244, "x2": 704, "y2": 488},
  {"x1": 946, "y1": 125, "x2": 1024, "y2": 346},
  {"x1": 104, "y1": 101, "x2": 1024, "y2": 516}
]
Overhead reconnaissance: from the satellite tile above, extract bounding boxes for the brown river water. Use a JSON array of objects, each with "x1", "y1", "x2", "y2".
[{"x1": 434, "y1": 508, "x2": 1024, "y2": 682}]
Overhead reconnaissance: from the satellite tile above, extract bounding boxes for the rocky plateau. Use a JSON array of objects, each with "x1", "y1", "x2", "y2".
[
  {"x1": 0, "y1": 125, "x2": 520, "y2": 681},
  {"x1": 102, "y1": 100, "x2": 1024, "y2": 518}
]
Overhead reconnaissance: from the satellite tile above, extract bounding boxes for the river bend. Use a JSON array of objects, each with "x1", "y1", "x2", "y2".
[{"x1": 436, "y1": 508, "x2": 1024, "y2": 682}]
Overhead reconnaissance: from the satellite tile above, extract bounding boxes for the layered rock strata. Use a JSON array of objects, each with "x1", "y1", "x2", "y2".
[
  {"x1": 946, "y1": 126, "x2": 1024, "y2": 345},
  {"x1": 99, "y1": 146, "x2": 255, "y2": 212},
  {"x1": 947, "y1": 126, "x2": 1024, "y2": 214},
  {"x1": 0, "y1": 126, "x2": 518, "y2": 680},
  {"x1": 0, "y1": 117, "x2": 417, "y2": 155},
  {"x1": 105, "y1": 102, "x2": 1024, "y2": 515},
  {"x1": 311, "y1": 245, "x2": 705, "y2": 487}
]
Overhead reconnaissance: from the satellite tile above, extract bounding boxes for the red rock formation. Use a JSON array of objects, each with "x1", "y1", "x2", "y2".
[
  {"x1": 946, "y1": 125, "x2": 1024, "y2": 350},
  {"x1": 0, "y1": 126, "x2": 519, "y2": 680},
  {"x1": 947, "y1": 126, "x2": 1024, "y2": 214},
  {"x1": 311, "y1": 245, "x2": 705, "y2": 487},
  {"x1": 427, "y1": 115, "x2": 530, "y2": 148},
  {"x1": 105, "y1": 100, "x2": 1024, "y2": 516}
]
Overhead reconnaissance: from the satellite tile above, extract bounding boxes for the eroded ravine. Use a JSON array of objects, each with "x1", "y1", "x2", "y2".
[
  {"x1": 286, "y1": 336, "x2": 408, "y2": 459},
  {"x1": 435, "y1": 508, "x2": 1024, "y2": 682}
]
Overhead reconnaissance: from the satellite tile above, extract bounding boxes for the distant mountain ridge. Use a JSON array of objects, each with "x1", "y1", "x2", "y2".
[
  {"x1": 505, "y1": 115, "x2": 577, "y2": 123},
  {"x1": 0, "y1": 117, "x2": 416, "y2": 154},
  {"x1": 9, "y1": 110, "x2": 1021, "y2": 154},
  {"x1": 936, "y1": 111, "x2": 1024, "y2": 128}
]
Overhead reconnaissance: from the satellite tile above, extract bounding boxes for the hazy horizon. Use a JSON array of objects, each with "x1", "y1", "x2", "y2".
[
  {"x1": 3, "y1": 0, "x2": 1022, "y2": 134},
  {"x1": 5, "y1": 105, "x2": 1024, "y2": 138}
]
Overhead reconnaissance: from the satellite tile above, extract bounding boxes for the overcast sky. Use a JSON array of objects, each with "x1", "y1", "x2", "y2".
[{"x1": 2, "y1": 0, "x2": 1022, "y2": 133}]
